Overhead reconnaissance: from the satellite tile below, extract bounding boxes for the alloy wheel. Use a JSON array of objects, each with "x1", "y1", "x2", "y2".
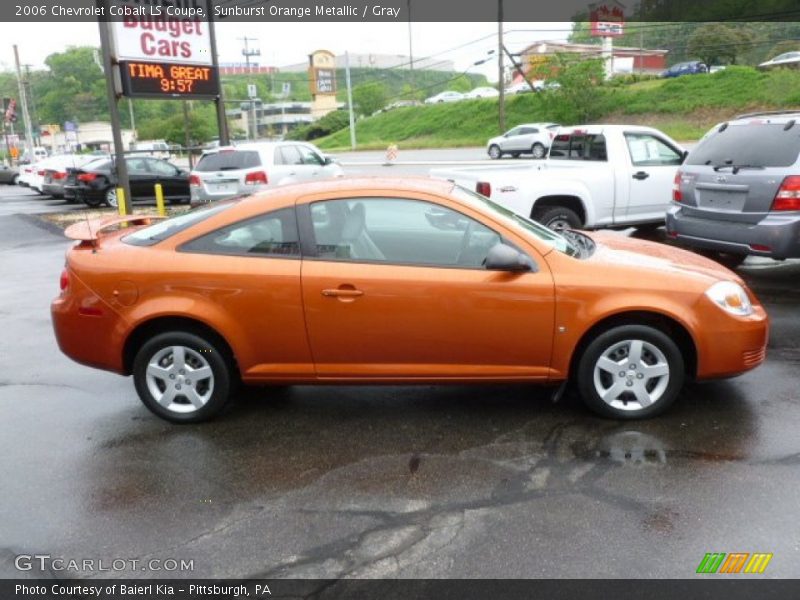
[
  {"x1": 145, "y1": 345, "x2": 215, "y2": 414},
  {"x1": 592, "y1": 339, "x2": 670, "y2": 412}
]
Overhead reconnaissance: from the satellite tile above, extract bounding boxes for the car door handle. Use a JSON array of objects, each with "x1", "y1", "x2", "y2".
[
  {"x1": 632, "y1": 171, "x2": 650, "y2": 180},
  {"x1": 322, "y1": 288, "x2": 364, "y2": 298}
]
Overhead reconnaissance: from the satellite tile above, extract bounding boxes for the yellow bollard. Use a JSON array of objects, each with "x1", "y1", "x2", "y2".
[
  {"x1": 154, "y1": 183, "x2": 166, "y2": 217},
  {"x1": 116, "y1": 187, "x2": 129, "y2": 226}
]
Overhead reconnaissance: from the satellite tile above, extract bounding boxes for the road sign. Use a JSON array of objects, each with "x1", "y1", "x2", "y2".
[
  {"x1": 247, "y1": 84, "x2": 257, "y2": 98},
  {"x1": 4, "y1": 99, "x2": 17, "y2": 123},
  {"x1": 282, "y1": 82, "x2": 291, "y2": 97}
]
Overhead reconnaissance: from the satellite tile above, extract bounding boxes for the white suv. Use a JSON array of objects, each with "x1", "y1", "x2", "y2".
[
  {"x1": 486, "y1": 123, "x2": 560, "y2": 159},
  {"x1": 190, "y1": 141, "x2": 343, "y2": 203}
]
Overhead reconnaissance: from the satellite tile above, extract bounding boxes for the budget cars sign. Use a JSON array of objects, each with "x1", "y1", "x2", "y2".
[{"x1": 109, "y1": 0, "x2": 212, "y2": 66}]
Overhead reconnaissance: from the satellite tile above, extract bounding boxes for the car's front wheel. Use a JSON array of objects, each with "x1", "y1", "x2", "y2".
[
  {"x1": 133, "y1": 331, "x2": 235, "y2": 423},
  {"x1": 576, "y1": 325, "x2": 684, "y2": 419},
  {"x1": 531, "y1": 143, "x2": 546, "y2": 159},
  {"x1": 488, "y1": 145, "x2": 502, "y2": 159}
]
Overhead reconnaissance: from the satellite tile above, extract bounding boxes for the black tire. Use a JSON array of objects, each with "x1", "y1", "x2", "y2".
[
  {"x1": 488, "y1": 144, "x2": 502, "y2": 160},
  {"x1": 576, "y1": 325, "x2": 685, "y2": 419},
  {"x1": 83, "y1": 193, "x2": 103, "y2": 208},
  {"x1": 11, "y1": 174, "x2": 18, "y2": 186},
  {"x1": 634, "y1": 222, "x2": 662, "y2": 233},
  {"x1": 699, "y1": 250, "x2": 747, "y2": 270},
  {"x1": 133, "y1": 331, "x2": 235, "y2": 424},
  {"x1": 532, "y1": 205, "x2": 582, "y2": 232},
  {"x1": 531, "y1": 143, "x2": 546, "y2": 159},
  {"x1": 511, "y1": 152, "x2": 521, "y2": 158}
]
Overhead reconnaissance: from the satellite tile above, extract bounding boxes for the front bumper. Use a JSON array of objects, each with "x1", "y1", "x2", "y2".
[
  {"x1": 666, "y1": 205, "x2": 800, "y2": 260},
  {"x1": 694, "y1": 303, "x2": 769, "y2": 380}
]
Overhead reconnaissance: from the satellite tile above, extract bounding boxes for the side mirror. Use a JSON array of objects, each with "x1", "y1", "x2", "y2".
[
  {"x1": 485, "y1": 243, "x2": 535, "y2": 272},
  {"x1": 323, "y1": 155, "x2": 336, "y2": 165},
  {"x1": 681, "y1": 150, "x2": 689, "y2": 163}
]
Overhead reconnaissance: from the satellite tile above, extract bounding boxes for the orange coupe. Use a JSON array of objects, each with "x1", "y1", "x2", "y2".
[{"x1": 51, "y1": 178, "x2": 768, "y2": 423}]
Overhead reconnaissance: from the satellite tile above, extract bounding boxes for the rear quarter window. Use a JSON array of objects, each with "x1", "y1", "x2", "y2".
[
  {"x1": 549, "y1": 133, "x2": 607, "y2": 161},
  {"x1": 194, "y1": 151, "x2": 262, "y2": 172},
  {"x1": 687, "y1": 123, "x2": 800, "y2": 168}
]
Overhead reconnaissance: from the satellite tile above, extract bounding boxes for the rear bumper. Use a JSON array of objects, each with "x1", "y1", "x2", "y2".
[
  {"x1": 666, "y1": 206, "x2": 800, "y2": 259},
  {"x1": 42, "y1": 183, "x2": 64, "y2": 197}
]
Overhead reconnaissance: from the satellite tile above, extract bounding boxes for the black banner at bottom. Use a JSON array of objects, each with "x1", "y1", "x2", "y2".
[{"x1": 3, "y1": 579, "x2": 800, "y2": 600}]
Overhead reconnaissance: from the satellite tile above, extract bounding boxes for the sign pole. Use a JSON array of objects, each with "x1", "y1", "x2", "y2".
[
  {"x1": 96, "y1": 1, "x2": 132, "y2": 215},
  {"x1": 12, "y1": 46, "x2": 35, "y2": 162},
  {"x1": 207, "y1": 1, "x2": 230, "y2": 146},
  {"x1": 345, "y1": 52, "x2": 356, "y2": 150}
]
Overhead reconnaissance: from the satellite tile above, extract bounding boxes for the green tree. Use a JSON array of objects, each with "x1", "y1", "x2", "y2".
[
  {"x1": 137, "y1": 108, "x2": 215, "y2": 146},
  {"x1": 687, "y1": 23, "x2": 752, "y2": 66},
  {"x1": 537, "y1": 54, "x2": 607, "y2": 124},
  {"x1": 352, "y1": 81, "x2": 387, "y2": 116}
]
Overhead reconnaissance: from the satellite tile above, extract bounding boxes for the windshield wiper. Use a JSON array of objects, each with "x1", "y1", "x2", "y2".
[{"x1": 712, "y1": 164, "x2": 765, "y2": 174}]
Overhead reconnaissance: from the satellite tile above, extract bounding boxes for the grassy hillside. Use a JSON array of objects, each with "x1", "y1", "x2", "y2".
[{"x1": 317, "y1": 66, "x2": 800, "y2": 150}]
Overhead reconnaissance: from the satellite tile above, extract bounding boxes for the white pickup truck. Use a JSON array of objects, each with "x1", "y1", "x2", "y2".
[{"x1": 432, "y1": 125, "x2": 687, "y2": 231}]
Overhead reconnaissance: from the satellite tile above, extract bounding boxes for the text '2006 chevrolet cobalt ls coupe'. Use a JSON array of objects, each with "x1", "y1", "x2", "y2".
[{"x1": 52, "y1": 177, "x2": 768, "y2": 423}]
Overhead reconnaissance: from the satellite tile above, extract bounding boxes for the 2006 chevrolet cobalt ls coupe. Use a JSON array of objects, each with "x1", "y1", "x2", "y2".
[{"x1": 52, "y1": 178, "x2": 768, "y2": 423}]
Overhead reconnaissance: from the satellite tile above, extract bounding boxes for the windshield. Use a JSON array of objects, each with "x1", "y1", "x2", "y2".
[
  {"x1": 453, "y1": 186, "x2": 580, "y2": 257},
  {"x1": 123, "y1": 201, "x2": 237, "y2": 246}
]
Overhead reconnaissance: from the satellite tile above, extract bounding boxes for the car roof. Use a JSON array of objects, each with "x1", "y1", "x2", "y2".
[
  {"x1": 206, "y1": 141, "x2": 315, "y2": 154},
  {"x1": 242, "y1": 176, "x2": 456, "y2": 206}
]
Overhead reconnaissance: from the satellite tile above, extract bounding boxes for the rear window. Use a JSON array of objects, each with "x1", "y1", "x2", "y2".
[
  {"x1": 549, "y1": 133, "x2": 607, "y2": 161},
  {"x1": 123, "y1": 201, "x2": 236, "y2": 246},
  {"x1": 194, "y1": 150, "x2": 261, "y2": 172},
  {"x1": 687, "y1": 123, "x2": 800, "y2": 168}
]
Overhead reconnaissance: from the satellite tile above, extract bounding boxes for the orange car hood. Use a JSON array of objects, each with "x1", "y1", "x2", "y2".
[{"x1": 586, "y1": 231, "x2": 744, "y2": 285}]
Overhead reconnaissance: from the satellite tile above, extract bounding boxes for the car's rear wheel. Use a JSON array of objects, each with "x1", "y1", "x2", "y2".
[
  {"x1": 488, "y1": 145, "x2": 502, "y2": 160},
  {"x1": 577, "y1": 325, "x2": 684, "y2": 419},
  {"x1": 133, "y1": 331, "x2": 234, "y2": 424},
  {"x1": 104, "y1": 187, "x2": 118, "y2": 208},
  {"x1": 511, "y1": 152, "x2": 521, "y2": 158},
  {"x1": 533, "y1": 205, "x2": 582, "y2": 232},
  {"x1": 531, "y1": 143, "x2": 546, "y2": 159},
  {"x1": 699, "y1": 250, "x2": 747, "y2": 270},
  {"x1": 11, "y1": 174, "x2": 18, "y2": 185}
]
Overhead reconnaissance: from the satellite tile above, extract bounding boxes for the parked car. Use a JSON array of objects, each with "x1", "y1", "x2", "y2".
[
  {"x1": 52, "y1": 177, "x2": 768, "y2": 423},
  {"x1": 130, "y1": 140, "x2": 172, "y2": 160},
  {"x1": 758, "y1": 51, "x2": 800, "y2": 70},
  {"x1": 189, "y1": 141, "x2": 343, "y2": 203},
  {"x1": 67, "y1": 156, "x2": 190, "y2": 208},
  {"x1": 486, "y1": 123, "x2": 560, "y2": 159},
  {"x1": 661, "y1": 61, "x2": 708, "y2": 78},
  {"x1": 424, "y1": 91, "x2": 464, "y2": 104},
  {"x1": 0, "y1": 163, "x2": 18, "y2": 185},
  {"x1": 434, "y1": 125, "x2": 686, "y2": 232},
  {"x1": 41, "y1": 154, "x2": 100, "y2": 198},
  {"x1": 17, "y1": 163, "x2": 37, "y2": 187},
  {"x1": 666, "y1": 110, "x2": 800, "y2": 266},
  {"x1": 19, "y1": 146, "x2": 48, "y2": 164},
  {"x1": 465, "y1": 87, "x2": 499, "y2": 99}
]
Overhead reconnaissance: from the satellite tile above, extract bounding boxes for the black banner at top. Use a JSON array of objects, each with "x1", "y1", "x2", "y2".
[{"x1": 3, "y1": 0, "x2": 800, "y2": 22}]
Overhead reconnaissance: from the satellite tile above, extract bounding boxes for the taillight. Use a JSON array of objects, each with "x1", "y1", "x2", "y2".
[
  {"x1": 189, "y1": 174, "x2": 201, "y2": 186},
  {"x1": 672, "y1": 170, "x2": 683, "y2": 202},
  {"x1": 771, "y1": 176, "x2": 800, "y2": 211},
  {"x1": 53, "y1": 171, "x2": 66, "y2": 180},
  {"x1": 476, "y1": 181, "x2": 491, "y2": 197},
  {"x1": 245, "y1": 171, "x2": 268, "y2": 185},
  {"x1": 59, "y1": 268, "x2": 69, "y2": 292},
  {"x1": 37, "y1": 169, "x2": 45, "y2": 176},
  {"x1": 77, "y1": 173, "x2": 97, "y2": 183}
]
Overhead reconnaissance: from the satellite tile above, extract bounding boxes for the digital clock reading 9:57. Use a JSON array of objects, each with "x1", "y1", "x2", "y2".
[{"x1": 119, "y1": 60, "x2": 220, "y2": 99}]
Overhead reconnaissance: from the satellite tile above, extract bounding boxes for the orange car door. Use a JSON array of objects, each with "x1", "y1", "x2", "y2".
[{"x1": 299, "y1": 196, "x2": 555, "y2": 379}]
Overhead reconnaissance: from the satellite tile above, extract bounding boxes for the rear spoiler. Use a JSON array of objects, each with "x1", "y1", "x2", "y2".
[{"x1": 64, "y1": 215, "x2": 165, "y2": 242}]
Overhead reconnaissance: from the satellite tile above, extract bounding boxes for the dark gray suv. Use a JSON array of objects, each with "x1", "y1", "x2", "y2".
[{"x1": 666, "y1": 111, "x2": 800, "y2": 266}]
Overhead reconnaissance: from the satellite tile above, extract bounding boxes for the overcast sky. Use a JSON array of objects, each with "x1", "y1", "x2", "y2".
[{"x1": 0, "y1": 21, "x2": 572, "y2": 81}]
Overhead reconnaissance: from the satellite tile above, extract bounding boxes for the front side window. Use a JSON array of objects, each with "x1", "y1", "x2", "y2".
[
  {"x1": 296, "y1": 146, "x2": 324, "y2": 166},
  {"x1": 309, "y1": 198, "x2": 502, "y2": 268},
  {"x1": 181, "y1": 207, "x2": 300, "y2": 257},
  {"x1": 147, "y1": 159, "x2": 179, "y2": 176},
  {"x1": 625, "y1": 133, "x2": 682, "y2": 166}
]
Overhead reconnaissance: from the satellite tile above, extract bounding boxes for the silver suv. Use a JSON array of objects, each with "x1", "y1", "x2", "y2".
[
  {"x1": 666, "y1": 110, "x2": 800, "y2": 266},
  {"x1": 486, "y1": 123, "x2": 560, "y2": 159},
  {"x1": 190, "y1": 141, "x2": 343, "y2": 203}
]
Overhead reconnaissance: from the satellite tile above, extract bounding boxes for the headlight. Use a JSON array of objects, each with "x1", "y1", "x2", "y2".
[{"x1": 705, "y1": 281, "x2": 753, "y2": 316}]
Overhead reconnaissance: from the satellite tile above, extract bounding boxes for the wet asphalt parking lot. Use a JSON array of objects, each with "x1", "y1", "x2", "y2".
[{"x1": 0, "y1": 181, "x2": 799, "y2": 579}]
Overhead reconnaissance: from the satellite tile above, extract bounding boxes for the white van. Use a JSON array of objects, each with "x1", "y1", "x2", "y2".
[{"x1": 130, "y1": 140, "x2": 171, "y2": 160}]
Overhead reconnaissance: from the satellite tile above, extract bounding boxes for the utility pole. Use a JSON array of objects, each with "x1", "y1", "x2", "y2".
[
  {"x1": 497, "y1": 0, "x2": 505, "y2": 133},
  {"x1": 23, "y1": 64, "x2": 39, "y2": 146},
  {"x1": 96, "y1": 10, "x2": 132, "y2": 215},
  {"x1": 238, "y1": 36, "x2": 260, "y2": 141},
  {"x1": 128, "y1": 99, "x2": 136, "y2": 141},
  {"x1": 406, "y1": 0, "x2": 414, "y2": 94},
  {"x1": 208, "y1": 2, "x2": 229, "y2": 145},
  {"x1": 13, "y1": 46, "x2": 34, "y2": 161},
  {"x1": 345, "y1": 51, "x2": 356, "y2": 149}
]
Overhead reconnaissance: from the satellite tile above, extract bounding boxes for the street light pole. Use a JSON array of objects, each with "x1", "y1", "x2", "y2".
[
  {"x1": 497, "y1": 0, "x2": 505, "y2": 133},
  {"x1": 12, "y1": 46, "x2": 34, "y2": 161}
]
